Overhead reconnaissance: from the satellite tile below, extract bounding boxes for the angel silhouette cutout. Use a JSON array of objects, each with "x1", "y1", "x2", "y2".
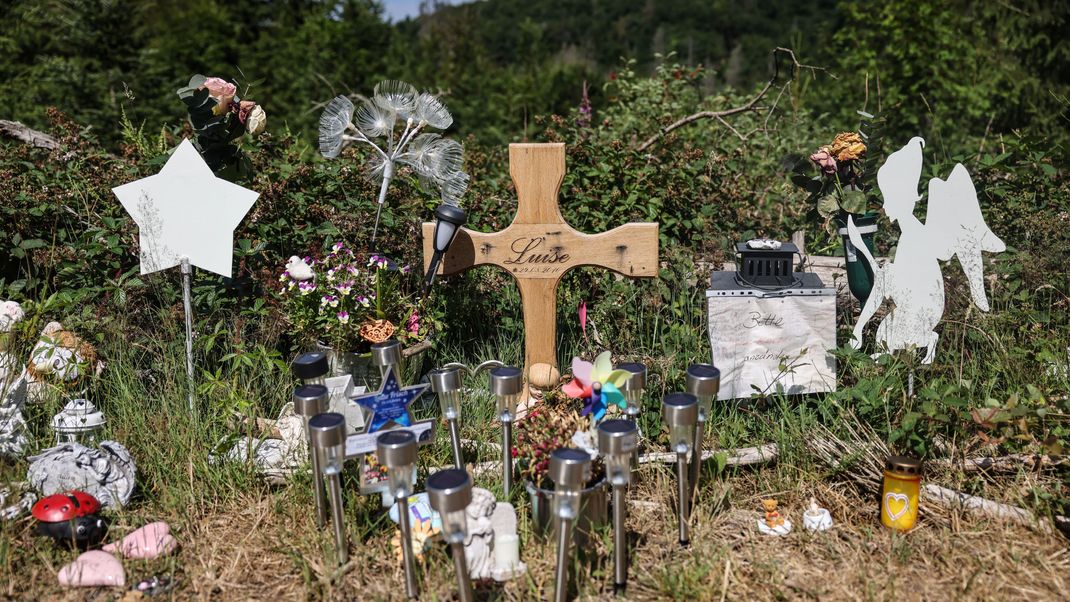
[{"x1": 847, "y1": 137, "x2": 1005, "y2": 364}]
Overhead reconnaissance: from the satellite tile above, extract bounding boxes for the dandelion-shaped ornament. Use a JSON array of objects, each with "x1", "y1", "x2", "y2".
[{"x1": 318, "y1": 81, "x2": 469, "y2": 241}]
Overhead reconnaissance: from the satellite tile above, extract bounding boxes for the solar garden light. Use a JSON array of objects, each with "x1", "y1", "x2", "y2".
[
  {"x1": 429, "y1": 366, "x2": 466, "y2": 469},
  {"x1": 549, "y1": 448, "x2": 592, "y2": 602},
  {"x1": 291, "y1": 351, "x2": 329, "y2": 385},
  {"x1": 616, "y1": 362, "x2": 647, "y2": 419},
  {"x1": 293, "y1": 385, "x2": 330, "y2": 528},
  {"x1": 426, "y1": 468, "x2": 475, "y2": 602},
  {"x1": 597, "y1": 419, "x2": 639, "y2": 596},
  {"x1": 662, "y1": 393, "x2": 698, "y2": 547},
  {"x1": 685, "y1": 364, "x2": 720, "y2": 509},
  {"x1": 424, "y1": 203, "x2": 468, "y2": 293},
  {"x1": 378, "y1": 430, "x2": 420, "y2": 599},
  {"x1": 371, "y1": 338, "x2": 404, "y2": 383},
  {"x1": 309, "y1": 412, "x2": 348, "y2": 565},
  {"x1": 489, "y1": 365, "x2": 523, "y2": 499}
]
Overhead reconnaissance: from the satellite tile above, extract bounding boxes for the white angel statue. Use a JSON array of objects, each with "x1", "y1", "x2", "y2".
[{"x1": 847, "y1": 137, "x2": 1005, "y2": 364}]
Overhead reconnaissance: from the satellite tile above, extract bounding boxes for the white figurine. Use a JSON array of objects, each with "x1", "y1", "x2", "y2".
[
  {"x1": 756, "y1": 498, "x2": 793, "y2": 536},
  {"x1": 27, "y1": 441, "x2": 136, "y2": 508},
  {"x1": 802, "y1": 497, "x2": 833, "y2": 532},
  {"x1": 464, "y1": 487, "x2": 527, "y2": 581},
  {"x1": 285, "y1": 256, "x2": 315, "y2": 282},
  {"x1": 848, "y1": 137, "x2": 1005, "y2": 364}
]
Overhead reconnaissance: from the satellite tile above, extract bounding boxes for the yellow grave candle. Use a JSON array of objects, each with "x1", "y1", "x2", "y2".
[{"x1": 881, "y1": 456, "x2": 922, "y2": 531}]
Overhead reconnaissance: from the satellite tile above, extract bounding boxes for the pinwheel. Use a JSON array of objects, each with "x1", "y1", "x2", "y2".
[{"x1": 562, "y1": 351, "x2": 629, "y2": 422}]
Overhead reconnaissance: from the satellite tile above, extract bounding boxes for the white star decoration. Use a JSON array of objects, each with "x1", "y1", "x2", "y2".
[{"x1": 112, "y1": 139, "x2": 259, "y2": 278}]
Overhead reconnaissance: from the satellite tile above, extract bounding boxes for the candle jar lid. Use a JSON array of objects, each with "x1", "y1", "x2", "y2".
[
  {"x1": 291, "y1": 352, "x2": 329, "y2": 380},
  {"x1": 885, "y1": 455, "x2": 922, "y2": 476},
  {"x1": 52, "y1": 399, "x2": 106, "y2": 433}
]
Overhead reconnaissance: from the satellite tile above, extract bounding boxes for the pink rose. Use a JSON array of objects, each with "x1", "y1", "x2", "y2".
[
  {"x1": 810, "y1": 147, "x2": 837, "y2": 175},
  {"x1": 201, "y1": 77, "x2": 236, "y2": 115},
  {"x1": 406, "y1": 311, "x2": 420, "y2": 334}
]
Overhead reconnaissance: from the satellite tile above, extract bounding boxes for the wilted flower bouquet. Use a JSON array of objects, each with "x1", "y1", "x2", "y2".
[
  {"x1": 177, "y1": 74, "x2": 268, "y2": 180},
  {"x1": 277, "y1": 242, "x2": 427, "y2": 353},
  {"x1": 513, "y1": 402, "x2": 604, "y2": 488},
  {"x1": 793, "y1": 130, "x2": 876, "y2": 231}
]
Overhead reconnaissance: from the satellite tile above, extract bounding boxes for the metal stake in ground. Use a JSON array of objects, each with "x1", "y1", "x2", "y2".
[
  {"x1": 309, "y1": 413, "x2": 348, "y2": 565},
  {"x1": 685, "y1": 363, "x2": 720, "y2": 509},
  {"x1": 549, "y1": 448, "x2": 592, "y2": 602},
  {"x1": 293, "y1": 385, "x2": 330, "y2": 528},
  {"x1": 430, "y1": 366, "x2": 466, "y2": 469},
  {"x1": 378, "y1": 430, "x2": 420, "y2": 599},
  {"x1": 427, "y1": 468, "x2": 475, "y2": 602},
  {"x1": 490, "y1": 366, "x2": 523, "y2": 499},
  {"x1": 598, "y1": 419, "x2": 639, "y2": 595},
  {"x1": 180, "y1": 257, "x2": 195, "y2": 410},
  {"x1": 662, "y1": 393, "x2": 698, "y2": 547}
]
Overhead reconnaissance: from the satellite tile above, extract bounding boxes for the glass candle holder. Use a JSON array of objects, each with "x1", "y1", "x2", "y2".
[
  {"x1": 881, "y1": 455, "x2": 922, "y2": 531},
  {"x1": 490, "y1": 366, "x2": 523, "y2": 422},
  {"x1": 430, "y1": 367, "x2": 464, "y2": 421},
  {"x1": 617, "y1": 362, "x2": 647, "y2": 417}
]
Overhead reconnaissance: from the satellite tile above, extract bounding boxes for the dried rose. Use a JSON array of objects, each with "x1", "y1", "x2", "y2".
[
  {"x1": 246, "y1": 105, "x2": 267, "y2": 135},
  {"x1": 809, "y1": 147, "x2": 838, "y2": 175},
  {"x1": 829, "y1": 132, "x2": 866, "y2": 162}
]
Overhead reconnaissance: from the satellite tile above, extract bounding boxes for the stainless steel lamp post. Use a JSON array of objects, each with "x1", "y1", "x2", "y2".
[
  {"x1": 426, "y1": 468, "x2": 475, "y2": 602},
  {"x1": 429, "y1": 366, "x2": 465, "y2": 469},
  {"x1": 616, "y1": 362, "x2": 647, "y2": 420},
  {"x1": 662, "y1": 393, "x2": 698, "y2": 547},
  {"x1": 293, "y1": 385, "x2": 330, "y2": 528},
  {"x1": 309, "y1": 412, "x2": 348, "y2": 564},
  {"x1": 489, "y1": 366, "x2": 523, "y2": 499},
  {"x1": 597, "y1": 419, "x2": 639, "y2": 595},
  {"x1": 291, "y1": 351, "x2": 329, "y2": 385},
  {"x1": 549, "y1": 448, "x2": 592, "y2": 602},
  {"x1": 377, "y1": 430, "x2": 420, "y2": 599},
  {"x1": 685, "y1": 364, "x2": 720, "y2": 509}
]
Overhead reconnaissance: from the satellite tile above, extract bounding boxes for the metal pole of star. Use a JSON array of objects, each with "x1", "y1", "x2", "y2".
[{"x1": 181, "y1": 257, "x2": 195, "y2": 410}]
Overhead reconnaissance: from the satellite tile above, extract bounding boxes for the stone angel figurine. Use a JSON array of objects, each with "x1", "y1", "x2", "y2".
[{"x1": 847, "y1": 137, "x2": 1005, "y2": 364}]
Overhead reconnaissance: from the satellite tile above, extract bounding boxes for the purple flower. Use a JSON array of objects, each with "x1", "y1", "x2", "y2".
[
  {"x1": 337, "y1": 311, "x2": 349, "y2": 324},
  {"x1": 298, "y1": 281, "x2": 316, "y2": 295}
]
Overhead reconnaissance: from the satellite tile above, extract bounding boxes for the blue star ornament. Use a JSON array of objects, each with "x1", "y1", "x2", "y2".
[{"x1": 354, "y1": 367, "x2": 429, "y2": 432}]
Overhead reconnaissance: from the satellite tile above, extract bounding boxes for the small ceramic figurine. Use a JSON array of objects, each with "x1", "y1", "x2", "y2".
[
  {"x1": 391, "y1": 518, "x2": 440, "y2": 562},
  {"x1": 32, "y1": 491, "x2": 107, "y2": 548},
  {"x1": 57, "y1": 550, "x2": 125, "y2": 588},
  {"x1": 0, "y1": 366, "x2": 28, "y2": 459},
  {"x1": 464, "y1": 487, "x2": 527, "y2": 581},
  {"x1": 27, "y1": 441, "x2": 136, "y2": 508},
  {"x1": 26, "y1": 321, "x2": 103, "y2": 401},
  {"x1": 0, "y1": 300, "x2": 25, "y2": 350},
  {"x1": 756, "y1": 498, "x2": 793, "y2": 536},
  {"x1": 802, "y1": 497, "x2": 833, "y2": 532},
  {"x1": 285, "y1": 256, "x2": 315, "y2": 281}
]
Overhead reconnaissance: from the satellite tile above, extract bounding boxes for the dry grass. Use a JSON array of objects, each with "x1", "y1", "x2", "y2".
[{"x1": 3, "y1": 461, "x2": 1068, "y2": 601}]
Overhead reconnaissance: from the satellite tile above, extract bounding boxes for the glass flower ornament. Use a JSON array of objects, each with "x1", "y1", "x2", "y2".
[
  {"x1": 562, "y1": 351, "x2": 629, "y2": 422},
  {"x1": 318, "y1": 80, "x2": 468, "y2": 241}
]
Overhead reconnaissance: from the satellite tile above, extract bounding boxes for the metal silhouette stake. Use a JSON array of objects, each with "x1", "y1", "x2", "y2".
[
  {"x1": 429, "y1": 366, "x2": 465, "y2": 469},
  {"x1": 549, "y1": 448, "x2": 592, "y2": 602},
  {"x1": 309, "y1": 413, "x2": 348, "y2": 565},
  {"x1": 293, "y1": 385, "x2": 330, "y2": 528},
  {"x1": 427, "y1": 468, "x2": 475, "y2": 602},
  {"x1": 598, "y1": 419, "x2": 639, "y2": 595},
  {"x1": 378, "y1": 430, "x2": 419, "y2": 598},
  {"x1": 489, "y1": 366, "x2": 523, "y2": 498},
  {"x1": 685, "y1": 364, "x2": 720, "y2": 508},
  {"x1": 847, "y1": 137, "x2": 1006, "y2": 364},
  {"x1": 662, "y1": 393, "x2": 698, "y2": 547}
]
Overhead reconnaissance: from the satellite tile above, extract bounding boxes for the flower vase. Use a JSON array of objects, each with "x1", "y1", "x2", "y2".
[
  {"x1": 524, "y1": 478, "x2": 608, "y2": 547},
  {"x1": 834, "y1": 211, "x2": 879, "y2": 305}
]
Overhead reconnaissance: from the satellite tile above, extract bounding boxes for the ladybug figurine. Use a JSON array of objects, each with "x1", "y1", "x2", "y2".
[{"x1": 31, "y1": 491, "x2": 108, "y2": 548}]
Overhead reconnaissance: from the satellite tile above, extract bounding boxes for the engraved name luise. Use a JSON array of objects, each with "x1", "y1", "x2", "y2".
[{"x1": 503, "y1": 237, "x2": 571, "y2": 270}]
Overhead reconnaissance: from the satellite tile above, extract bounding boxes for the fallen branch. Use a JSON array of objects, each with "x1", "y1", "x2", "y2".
[
  {"x1": 922, "y1": 483, "x2": 1055, "y2": 534},
  {"x1": 635, "y1": 47, "x2": 829, "y2": 152},
  {"x1": 0, "y1": 120, "x2": 59, "y2": 150},
  {"x1": 930, "y1": 453, "x2": 1067, "y2": 474}
]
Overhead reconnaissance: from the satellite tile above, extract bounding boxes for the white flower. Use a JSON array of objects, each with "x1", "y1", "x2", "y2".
[
  {"x1": 246, "y1": 105, "x2": 267, "y2": 135},
  {"x1": 570, "y1": 428, "x2": 599, "y2": 460}
]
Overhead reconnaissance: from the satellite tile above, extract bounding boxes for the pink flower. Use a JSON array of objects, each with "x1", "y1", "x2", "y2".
[
  {"x1": 407, "y1": 311, "x2": 420, "y2": 334},
  {"x1": 810, "y1": 147, "x2": 837, "y2": 175},
  {"x1": 201, "y1": 77, "x2": 236, "y2": 115}
]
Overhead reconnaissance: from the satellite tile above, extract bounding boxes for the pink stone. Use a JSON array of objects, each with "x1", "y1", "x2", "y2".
[
  {"x1": 57, "y1": 550, "x2": 125, "y2": 587},
  {"x1": 102, "y1": 521, "x2": 177, "y2": 559}
]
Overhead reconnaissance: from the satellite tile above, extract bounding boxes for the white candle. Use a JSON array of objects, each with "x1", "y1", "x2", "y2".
[{"x1": 494, "y1": 533, "x2": 520, "y2": 569}]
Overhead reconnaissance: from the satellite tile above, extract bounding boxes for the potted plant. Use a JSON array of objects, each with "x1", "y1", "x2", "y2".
[
  {"x1": 276, "y1": 243, "x2": 433, "y2": 386},
  {"x1": 793, "y1": 129, "x2": 879, "y2": 304},
  {"x1": 515, "y1": 400, "x2": 608, "y2": 541}
]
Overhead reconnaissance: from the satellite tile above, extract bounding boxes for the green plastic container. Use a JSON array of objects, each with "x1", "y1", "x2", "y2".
[{"x1": 835, "y1": 212, "x2": 879, "y2": 305}]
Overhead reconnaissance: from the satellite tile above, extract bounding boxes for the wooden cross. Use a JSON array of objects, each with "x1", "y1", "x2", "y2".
[{"x1": 422, "y1": 143, "x2": 659, "y2": 396}]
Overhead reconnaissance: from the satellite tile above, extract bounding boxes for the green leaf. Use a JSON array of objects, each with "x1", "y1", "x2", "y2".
[
  {"x1": 840, "y1": 189, "x2": 867, "y2": 214},
  {"x1": 817, "y1": 194, "x2": 840, "y2": 219}
]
